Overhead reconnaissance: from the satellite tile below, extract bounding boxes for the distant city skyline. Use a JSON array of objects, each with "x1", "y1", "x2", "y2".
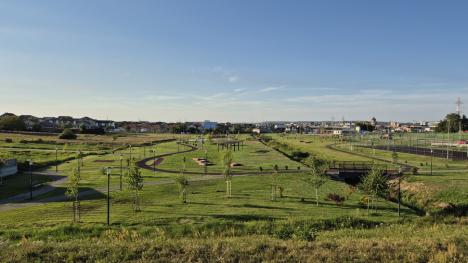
[{"x1": 1, "y1": 1, "x2": 467, "y2": 122}]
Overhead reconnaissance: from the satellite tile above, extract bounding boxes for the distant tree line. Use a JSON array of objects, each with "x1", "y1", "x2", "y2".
[
  {"x1": 0, "y1": 115, "x2": 26, "y2": 131},
  {"x1": 355, "y1": 122, "x2": 375, "y2": 132},
  {"x1": 436, "y1": 113, "x2": 468, "y2": 133}
]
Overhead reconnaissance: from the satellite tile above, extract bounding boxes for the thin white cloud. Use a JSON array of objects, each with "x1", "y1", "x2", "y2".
[
  {"x1": 228, "y1": 75, "x2": 239, "y2": 83},
  {"x1": 234, "y1": 88, "x2": 246, "y2": 92},
  {"x1": 260, "y1": 86, "x2": 284, "y2": 92}
]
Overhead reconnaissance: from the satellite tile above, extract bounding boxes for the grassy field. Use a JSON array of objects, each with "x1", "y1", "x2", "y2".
[{"x1": 0, "y1": 132, "x2": 467, "y2": 262}]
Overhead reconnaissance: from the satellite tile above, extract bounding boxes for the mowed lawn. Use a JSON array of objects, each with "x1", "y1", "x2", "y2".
[
  {"x1": 0, "y1": 137, "x2": 415, "y2": 228},
  {"x1": 268, "y1": 134, "x2": 376, "y2": 162},
  {"x1": 157, "y1": 138, "x2": 306, "y2": 174},
  {"x1": 0, "y1": 172, "x2": 415, "y2": 227}
]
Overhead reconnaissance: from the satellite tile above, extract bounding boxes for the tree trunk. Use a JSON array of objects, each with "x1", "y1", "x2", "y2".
[
  {"x1": 226, "y1": 181, "x2": 229, "y2": 197},
  {"x1": 367, "y1": 197, "x2": 370, "y2": 215},
  {"x1": 315, "y1": 188, "x2": 319, "y2": 207}
]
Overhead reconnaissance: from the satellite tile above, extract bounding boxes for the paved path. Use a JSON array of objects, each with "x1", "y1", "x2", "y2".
[
  {"x1": 0, "y1": 171, "x2": 66, "y2": 205},
  {"x1": 136, "y1": 143, "x2": 306, "y2": 175},
  {"x1": 0, "y1": 141, "x2": 304, "y2": 212}
]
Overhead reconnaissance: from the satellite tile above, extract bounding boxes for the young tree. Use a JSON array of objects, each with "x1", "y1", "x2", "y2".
[
  {"x1": 359, "y1": 164, "x2": 389, "y2": 215},
  {"x1": 127, "y1": 166, "x2": 144, "y2": 212},
  {"x1": 271, "y1": 165, "x2": 279, "y2": 201},
  {"x1": 392, "y1": 151, "x2": 399, "y2": 165},
  {"x1": 302, "y1": 157, "x2": 328, "y2": 206},
  {"x1": 65, "y1": 168, "x2": 81, "y2": 222},
  {"x1": 222, "y1": 151, "x2": 233, "y2": 197},
  {"x1": 175, "y1": 171, "x2": 189, "y2": 203}
]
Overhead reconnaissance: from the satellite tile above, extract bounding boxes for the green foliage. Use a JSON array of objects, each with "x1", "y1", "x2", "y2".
[
  {"x1": 302, "y1": 157, "x2": 328, "y2": 205},
  {"x1": 392, "y1": 151, "x2": 398, "y2": 164},
  {"x1": 221, "y1": 151, "x2": 233, "y2": 181},
  {"x1": 359, "y1": 164, "x2": 389, "y2": 213},
  {"x1": 360, "y1": 165, "x2": 389, "y2": 197},
  {"x1": 59, "y1": 128, "x2": 77, "y2": 139},
  {"x1": 65, "y1": 168, "x2": 81, "y2": 200},
  {"x1": 0, "y1": 115, "x2": 26, "y2": 131},
  {"x1": 436, "y1": 113, "x2": 468, "y2": 132},
  {"x1": 355, "y1": 121, "x2": 375, "y2": 132},
  {"x1": 127, "y1": 167, "x2": 143, "y2": 191},
  {"x1": 127, "y1": 166, "x2": 144, "y2": 212},
  {"x1": 274, "y1": 223, "x2": 294, "y2": 239},
  {"x1": 175, "y1": 172, "x2": 189, "y2": 203}
]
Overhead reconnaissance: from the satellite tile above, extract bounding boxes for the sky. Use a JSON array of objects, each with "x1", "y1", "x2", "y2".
[{"x1": 0, "y1": 0, "x2": 467, "y2": 122}]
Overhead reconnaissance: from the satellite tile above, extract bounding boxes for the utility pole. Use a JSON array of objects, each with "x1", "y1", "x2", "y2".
[
  {"x1": 106, "y1": 167, "x2": 112, "y2": 226},
  {"x1": 29, "y1": 159, "x2": 33, "y2": 200}
]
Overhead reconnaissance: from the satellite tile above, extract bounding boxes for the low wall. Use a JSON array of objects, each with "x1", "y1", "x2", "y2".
[{"x1": 0, "y1": 159, "x2": 18, "y2": 178}]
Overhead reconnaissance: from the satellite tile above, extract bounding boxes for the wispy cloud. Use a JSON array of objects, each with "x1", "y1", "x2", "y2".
[
  {"x1": 260, "y1": 86, "x2": 284, "y2": 92},
  {"x1": 228, "y1": 75, "x2": 239, "y2": 83},
  {"x1": 211, "y1": 66, "x2": 241, "y2": 83},
  {"x1": 234, "y1": 88, "x2": 246, "y2": 92}
]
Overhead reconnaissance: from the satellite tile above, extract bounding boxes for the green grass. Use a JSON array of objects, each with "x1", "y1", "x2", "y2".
[
  {"x1": 0, "y1": 172, "x2": 56, "y2": 199},
  {"x1": 1, "y1": 133, "x2": 467, "y2": 262}
]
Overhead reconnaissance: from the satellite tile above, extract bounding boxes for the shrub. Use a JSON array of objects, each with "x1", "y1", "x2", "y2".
[
  {"x1": 274, "y1": 224, "x2": 294, "y2": 240},
  {"x1": 59, "y1": 129, "x2": 77, "y2": 140},
  {"x1": 412, "y1": 167, "x2": 419, "y2": 175},
  {"x1": 327, "y1": 193, "x2": 345, "y2": 205},
  {"x1": 294, "y1": 223, "x2": 317, "y2": 241},
  {"x1": 19, "y1": 139, "x2": 27, "y2": 143},
  {"x1": 4, "y1": 138, "x2": 12, "y2": 143},
  {"x1": 292, "y1": 151, "x2": 309, "y2": 160}
]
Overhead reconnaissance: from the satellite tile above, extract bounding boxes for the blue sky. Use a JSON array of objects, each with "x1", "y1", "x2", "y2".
[{"x1": 0, "y1": 0, "x2": 467, "y2": 122}]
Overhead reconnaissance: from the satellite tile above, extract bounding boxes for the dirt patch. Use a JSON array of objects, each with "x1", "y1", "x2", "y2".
[
  {"x1": 151, "y1": 158, "x2": 164, "y2": 166},
  {"x1": 231, "y1": 162, "x2": 243, "y2": 167},
  {"x1": 192, "y1": 157, "x2": 213, "y2": 166}
]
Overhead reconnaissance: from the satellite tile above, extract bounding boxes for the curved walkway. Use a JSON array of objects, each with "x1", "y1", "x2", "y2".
[{"x1": 136, "y1": 143, "x2": 305, "y2": 175}]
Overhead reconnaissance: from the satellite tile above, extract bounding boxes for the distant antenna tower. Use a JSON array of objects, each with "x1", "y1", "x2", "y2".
[{"x1": 455, "y1": 97, "x2": 463, "y2": 135}]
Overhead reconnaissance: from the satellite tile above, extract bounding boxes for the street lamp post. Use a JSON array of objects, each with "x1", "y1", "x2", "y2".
[
  {"x1": 204, "y1": 149, "x2": 208, "y2": 176},
  {"x1": 152, "y1": 148, "x2": 156, "y2": 176},
  {"x1": 398, "y1": 166, "x2": 402, "y2": 217},
  {"x1": 119, "y1": 154, "x2": 123, "y2": 191},
  {"x1": 430, "y1": 149, "x2": 433, "y2": 176},
  {"x1": 55, "y1": 145, "x2": 58, "y2": 173},
  {"x1": 106, "y1": 167, "x2": 112, "y2": 226},
  {"x1": 29, "y1": 159, "x2": 33, "y2": 200}
]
